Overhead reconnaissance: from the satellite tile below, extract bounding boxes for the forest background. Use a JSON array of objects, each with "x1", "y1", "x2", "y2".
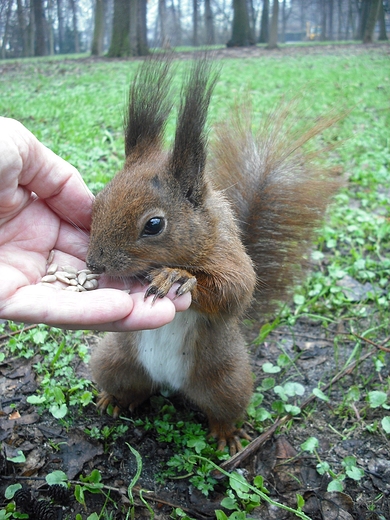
[{"x1": 0, "y1": 0, "x2": 389, "y2": 60}]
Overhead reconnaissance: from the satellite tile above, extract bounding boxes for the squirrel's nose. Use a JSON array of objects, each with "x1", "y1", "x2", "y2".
[
  {"x1": 86, "y1": 246, "x2": 106, "y2": 274},
  {"x1": 86, "y1": 259, "x2": 105, "y2": 274}
]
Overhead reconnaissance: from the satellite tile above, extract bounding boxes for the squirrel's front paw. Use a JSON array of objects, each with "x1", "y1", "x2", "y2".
[{"x1": 145, "y1": 267, "x2": 197, "y2": 303}]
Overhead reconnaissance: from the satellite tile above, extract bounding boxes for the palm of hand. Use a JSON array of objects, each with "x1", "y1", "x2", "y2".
[{"x1": 0, "y1": 194, "x2": 89, "y2": 299}]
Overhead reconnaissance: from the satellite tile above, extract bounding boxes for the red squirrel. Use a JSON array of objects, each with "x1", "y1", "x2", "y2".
[{"x1": 86, "y1": 58, "x2": 342, "y2": 454}]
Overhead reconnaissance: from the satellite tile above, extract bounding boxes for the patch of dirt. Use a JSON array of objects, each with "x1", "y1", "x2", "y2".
[{"x1": 0, "y1": 314, "x2": 389, "y2": 519}]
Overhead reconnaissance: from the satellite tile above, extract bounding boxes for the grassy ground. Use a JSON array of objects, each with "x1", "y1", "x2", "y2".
[{"x1": 0, "y1": 44, "x2": 389, "y2": 519}]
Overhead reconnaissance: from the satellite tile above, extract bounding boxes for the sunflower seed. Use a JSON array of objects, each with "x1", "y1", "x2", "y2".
[
  {"x1": 62, "y1": 265, "x2": 78, "y2": 275},
  {"x1": 47, "y1": 250, "x2": 55, "y2": 265},
  {"x1": 77, "y1": 271, "x2": 87, "y2": 285},
  {"x1": 86, "y1": 273, "x2": 100, "y2": 280},
  {"x1": 41, "y1": 274, "x2": 57, "y2": 283},
  {"x1": 62, "y1": 271, "x2": 77, "y2": 280},
  {"x1": 47, "y1": 263, "x2": 58, "y2": 275},
  {"x1": 55, "y1": 272, "x2": 71, "y2": 284},
  {"x1": 84, "y1": 279, "x2": 98, "y2": 290}
]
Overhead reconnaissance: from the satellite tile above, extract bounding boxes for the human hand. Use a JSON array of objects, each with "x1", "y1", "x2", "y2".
[{"x1": 0, "y1": 117, "x2": 191, "y2": 331}]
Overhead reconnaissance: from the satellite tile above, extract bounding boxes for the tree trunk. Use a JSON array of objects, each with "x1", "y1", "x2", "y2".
[
  {"x1": 247, "y1": 0, "x2": 256, "y2": 42},
  {"x1": 337, "y1": 0, "x2": 342, "y2": 40},
  {"x1": 299, "y1": 0, "x2": 305, "y2": 38},
  {"x1": 170, "y1": 0, "x2": 181, "y2": 46},
  {"x1": 57, "y1": 0, "x2": 64, "y2": 53},
  {"x1": 28, "y1": 0, "x2": 35, "y2": 57},
  {"x1": 108, "y1": 0, "x2": 130, "y2": 56},
  {"x1": 348, "y1": 0, "x2": 359, "y2": 39},
  {"x1": 358, "y1": 0, "x2": 370, "y2": 40},
  {"x1": 91, "y1": 0, "x2": 105, "y2": 55},
  {"x1": 47, "y1": 0, "x2": 54, "y2": 55},
  {"x1": 1, "y1": 0, "x2": 13, "y2": 59},
  {"x1": 32, "y1": 0, "x2": 47, "y2": 55},
  {"x1": 158, "y1": 0, "x2": 168, "y2": 47},
  {"x1": 259, "y1": 0, "x2": 269, "y2": 43},
  {"x1": 267, "y1": 0, "x2": 279, "y2": 49},
  {"x1": 193, "y1": 0, "x2": 198, "y2": 46},
  {"x1": 129, "y1": 0, "x2": 137, "y2": 55},
  {"x1": 378, "y1": 0, "x2": 388, "y2": 40},
  {"x1": 320, "y1": 0, "x2": 326, "y2": 40},
  {"x1": 328, "y1": 0, "x2": 334, "y2": 40},
  {"x1": 227, "y1": 0, "x2": 254, "y2": 47},
  {"x1": 363, "y1": 0, "x2": 381, "y2": 43},
  {"x1": 204, "y1": 0, "x2": 215, "y2": 44},
  {"x1": 137, "y1": 0, "x2": 149, "y2": 55},
  {"x1": 281, "y1": 0, "x2": 286, "y2": 43},
  {"x1": 69, "y1": 0, "x2": 80, "y2": 53},
  {"x1": 16, "y1": 0, "x2": 29, "y2": 56}
]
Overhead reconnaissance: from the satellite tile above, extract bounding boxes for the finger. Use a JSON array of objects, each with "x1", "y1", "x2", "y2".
[
  {"x1": 0, "y1": 285, "x2": 184, "y2": 332},
  {"x1": 97, "y1": 278, "x2": 192, "y2": 312},
  {"x1": 0, "y1": 118, "x2": 93, "y2": 229},
  {"x1": 110, "y1": 292, "x2": 177, "y2": 332}
]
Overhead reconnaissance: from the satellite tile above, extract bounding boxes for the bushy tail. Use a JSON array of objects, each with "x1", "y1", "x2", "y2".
[{"x1": 209, "y1": 103, "x2": 344, "y2": 314}]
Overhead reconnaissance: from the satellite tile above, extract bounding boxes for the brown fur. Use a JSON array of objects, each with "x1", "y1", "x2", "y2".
[
  {"x1": 86, "y1": 58, "x2": 343, "y2": 454},
  {"x1": 209, "y1": 104, "x2": 343, "y2": 314}
]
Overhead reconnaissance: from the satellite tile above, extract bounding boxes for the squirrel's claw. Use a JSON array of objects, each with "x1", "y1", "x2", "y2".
[
  {"x1": 96, "y1": 391, "x2": 121, "y2": 418},
  {"x1": 209, "y1": 426, "x2": 251, "y2": 457},
  {"x1": 145, "y1": 267, "x2": 197, "y2": 303}
]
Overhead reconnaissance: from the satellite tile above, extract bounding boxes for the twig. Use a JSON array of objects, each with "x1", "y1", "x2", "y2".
[
  {"x1": 0, "y1": 324, "x2": 39, "y2": 342},
  {"x1": 220, "y1": 338, "x2": 385, "y2": 473},
  {"x1": 352, "y1": 334, "x2": 390, "y2": 352}
]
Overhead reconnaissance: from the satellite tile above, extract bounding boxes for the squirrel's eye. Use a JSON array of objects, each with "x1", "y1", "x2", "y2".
[{"x1": 142, "y1": 217, "x2": 165, "y2": 236}]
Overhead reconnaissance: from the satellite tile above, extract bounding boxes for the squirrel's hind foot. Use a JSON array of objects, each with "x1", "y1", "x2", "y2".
[
  {"x1": 96, "y1": 391, "x2": 122, "y2": 418},
  {"x1": 209, "y1": 425, "x2": 251, "y2": 456},
  {"x1": 96, "y1": 390, "x2": 147, "y2": 418}
]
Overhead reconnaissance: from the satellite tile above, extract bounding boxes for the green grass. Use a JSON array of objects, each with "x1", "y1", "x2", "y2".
[
  {"x1": 1, "y1": 47, "x2": 389, "y2": 191},
  {"x1": 0, "y1": 45, "x2": 389, "y2": 519}
]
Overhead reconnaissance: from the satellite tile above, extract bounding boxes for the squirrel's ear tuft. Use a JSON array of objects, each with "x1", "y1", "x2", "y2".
[
  {"x1": 125, "y1": 57, "x2": 174, "y2": 158},
  {"x1": 169, "y1": 59, "x2": 219, "y2": 207}
]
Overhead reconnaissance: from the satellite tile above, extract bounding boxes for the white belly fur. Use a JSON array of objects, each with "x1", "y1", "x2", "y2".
[{"x1": 137, "y1": 308, "x2": 198, "y2": 390}]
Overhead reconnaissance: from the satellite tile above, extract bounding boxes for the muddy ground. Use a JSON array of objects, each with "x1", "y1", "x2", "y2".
[{"x1": 0, "y1": 311, "x2": 389, "y2": 519}]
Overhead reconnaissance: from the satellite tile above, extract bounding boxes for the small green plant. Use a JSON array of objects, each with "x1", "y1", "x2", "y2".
[
  {"x1": 300, "y1": 436, "x2": 365, "y2": 492},
  {"x1": 126, "y1": 444, "x2": 154, "y2": 520},
  {"x1": 0, "y1": 484, "x2": 27, "y2": 519},
  {"x1": 85, "y1": 423, "x2": 129, "y2": 449},
  {"x1": 2, "y1": 322, "x2": 94, "y2": 422},
  {"x1": 1, "y1": 469, "x2": 122, "y2": 520},
  {"x1": 247, "y1": 363, "x2": 306, "y2": 428},
  {"x1": 189, "y1": 455, "x2": 310, "y2": 519},
  {"x1": 6, "y1": 451, "x2": 26, "y2": 464},
  {"x1": 75, "y1": 469, "x2": 105, "y2": 510},
  {"x1": 130, "y1": 397, "x2": 228, "y2": 496}
]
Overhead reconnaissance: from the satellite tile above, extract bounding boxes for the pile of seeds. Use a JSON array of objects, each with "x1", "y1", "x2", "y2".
[{"x1": 41, "y1": 251, "x2": 99, "y2": 292}]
